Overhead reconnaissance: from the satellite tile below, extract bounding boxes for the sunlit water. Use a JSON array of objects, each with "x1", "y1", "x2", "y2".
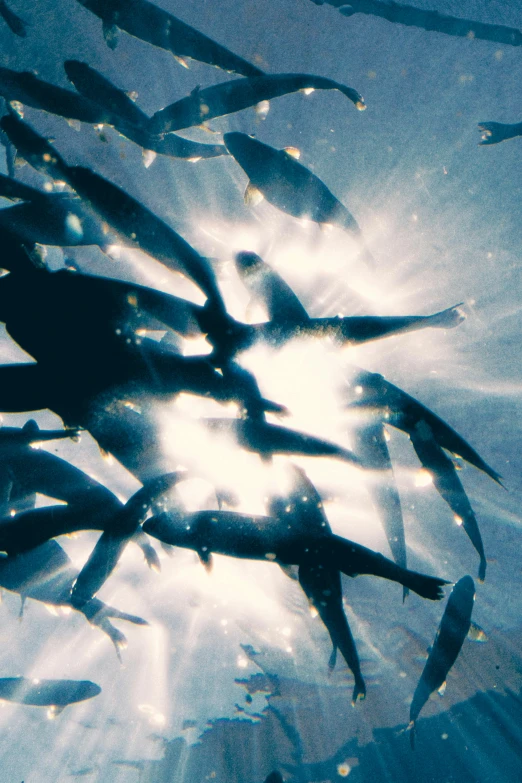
[{"x1": 0, "y1": 1, "x2": 521, "y2": 781}]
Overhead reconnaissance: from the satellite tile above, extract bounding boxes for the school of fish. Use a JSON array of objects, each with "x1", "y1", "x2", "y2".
[{"x1": 0, "y1": 0, "x2": 513, "y2": 773}]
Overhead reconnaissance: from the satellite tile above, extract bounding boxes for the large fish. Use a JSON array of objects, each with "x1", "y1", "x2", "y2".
[
  {"x1": 409, "y1": 420, "x2": 487, "y2": 581},
  {"x1": 0, "y1": 540, "x2": 148, "y2": 655},
  {"x1": 148, "y1": 73, "x2": 365, "y2": 135},
  {"x1": 409, "y1": 575, "x2": 475, "y2": 748},
  {"x1": 0, "y1": 677, "x2": 101, "y2": 708},
  {"x1": 75, "y1": 0, "x2": 263, "y2": 77},
  {"x1": 224, "y1": 133, "x2": 374, "y2": 265},
  {"x1": 348, "y1": 369, "x2": 503, "y2": 485},
  {"x1": 143, "y1": 508, "x2": 449, "y2": 599},
  {"x1": 478, "y1": 120, "x2": 522, "y2": 145}
]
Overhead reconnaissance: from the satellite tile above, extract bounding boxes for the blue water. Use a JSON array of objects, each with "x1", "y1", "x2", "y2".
[{"x1": 0, "y1": 1, "x2": 521, "y2": 780}]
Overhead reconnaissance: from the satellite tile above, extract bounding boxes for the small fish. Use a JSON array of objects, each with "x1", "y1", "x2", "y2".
[
  {"x1": 0, "y1": 677, "x2": 100, "y2": 707},
  {"x1": 409, "y1": 420, "x2": 487, "y2": 581},
  {"x1": 348, "y1": 369, "x2": 503, "y2": 485},
  {"x1": 148, "y1": 73, "x2": 365, "y2": 134},
  {"x1": 409, "y1": 575, "x2": 475, "y2": 748},
  {"x1": 224, "y1": 132, "x2": 374, "y2": 265},
  {"x1": 478, "y1": 121, "x2": 522, "y2": 146},
  {"x1": 0, "y1": 0, "x2": 27, "y2": 36},
  {"x1": 0, "y1": 112, "x2": 69, "y2": 181},
  {"x1": 75, "y1": 0, "x2": 263, "y2": 77},
  {"x1": 0, "y1": 66, "x2": 119, "y2": 125},
  {"x1": 143, "y1": 509, "x2": 448, "y2": 600}
]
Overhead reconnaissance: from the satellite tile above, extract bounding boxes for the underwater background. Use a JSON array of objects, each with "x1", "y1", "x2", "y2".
[{"x1": 0, "y1": 0, "x2": 521, "y2": 780}]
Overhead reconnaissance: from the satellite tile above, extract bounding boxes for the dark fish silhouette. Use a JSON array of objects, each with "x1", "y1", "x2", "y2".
[
  {"x1": 224, "y1": 133, "x2": 374, "y2": 265},
  {"x1": 0, "y1": 67, "x2": 119, "y2": 125},
  {"x1": 0, "y1": 540, "x2": 148, "y2": 654},
  {"x1": 63, "y1": 60, "x2": 227, "y2": 160},
  {"x1": 0, "y1": 677, "x2": 100, "y2": 708},
  {"x1": 478, "y1": 121, "x2": 522, "y2": 145},
  {"x1": 144, "y1": 509, "x2": 448, "y2": 600},
  {"x1": 0, "y1": 111, "x2": 70, "y2": 180},
  {"x1": 409, "y1": 575, "x2": 475, "y2": 748},
  {"x1": 276, "y1": 465, "x2": 366, "y2": 702},
  {"x1": 409, "y1": 420, "x2": 486, "y2": 581},
  {"x1": 147, "y1": 73, "x2": 365, "y2": 135},
  {"x1": 264, "y1": 774, "x2": 284, "y2": 783},
  {"x1": 203, "y1": 417, "x2": 361, "y2": 467},
  {"x1": 312, "y1": 0, "x2": 522, "y2": 47},
  {"x1": 0, "y1": 0, "x2": 27, "y2": 36},
  {"x1": 75, "y1": 0, "x2": 264, "y2": 76},
  {"x1": 348, "y1": 369, "x2": 502, "y2": 485}
]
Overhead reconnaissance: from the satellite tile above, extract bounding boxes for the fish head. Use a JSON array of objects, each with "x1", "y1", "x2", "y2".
[
  {"x1": 235, "y1": 250, "x2": 265, "y2": 279},
  {"x1": 223, "y1": 132, "x2": 269, "y2": 174}
]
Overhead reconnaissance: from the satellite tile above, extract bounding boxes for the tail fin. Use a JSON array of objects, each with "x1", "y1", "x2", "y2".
[
  {"x1": 426, "y1": 303, "x2": 465, "y2": 329},
  {"x1": 402, "y1": 570, "x2": 449, "y2": 601}
]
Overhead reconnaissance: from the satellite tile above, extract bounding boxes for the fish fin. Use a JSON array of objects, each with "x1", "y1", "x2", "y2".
[
  {"x1": 244, "y1": 181, "x2": 264, "y2": 207},
  {"x1": 187, "y1": 156, "x2": 202, "y2": 163},
  {"x1": 283, "y1": 146, "x2": 301, "y2": 160},
  {"x1": 173, "y1": 55, "x2": 190, "y2": 69},
  {"x1": 102, "y1": 20, "x2": 119, "y2": 49},
  {"x1": 198, "y1": 550, "x2": 213, "y2": 572},
  {"x1": 18, "y1": 595, "x2": 26, "y2": 618},
  {"x1": 65, "y1": 118, "x2": 81, "y2": 132},
  {"x1": 190, "y1": 85, "x2": 201, "y2": 97},
  {"x1": 437, "y1": 680, "x2": 447, "y2": 697},
  {"x1": 328, "y1": 645, "x2": 337, "y2": 673},
  {"x1": 14, "y1": 153, "x2": 27, "y2": 169},
  {"x1": 47, "y1": 704, "x2": 66, "y2": 719},
  {"x1": 408, "y1": 720, "x2": 416, "y2": 749},
  {"x1": 339, "y1": 5, "x2": 356, "y2": 17},
  {"x1": 300, "y1": 87, "x2": 315, "y2": 96},
  {"x1": 125, "y1": 91, "x2": 138, "y2": 102},
  {"x1": 351, "y1": 679, "x2": 366, "y2": 705},
  {"x1": 142, "y1": 149, "x2": 157, "y2": 168},
  {"x1": 426, "y1": 303, "x2": 466, "y2": 329},
  {"x1": 255, "y1": 100, "x2": 270, "y2": 119},
  {"x1": 468, "y1": 621, "x2": 487, "y2": 643},
  {"x1": 278, "y1": 564, "x2": 298, "y2": 581}
]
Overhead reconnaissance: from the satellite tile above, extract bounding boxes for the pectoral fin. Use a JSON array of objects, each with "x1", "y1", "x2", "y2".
[
  {"x1": 102, "y1": 21, "x2": 119, "y2": 49},
  {"x1": 244, "y1": 181, "x2": 264, "y2": 207}
]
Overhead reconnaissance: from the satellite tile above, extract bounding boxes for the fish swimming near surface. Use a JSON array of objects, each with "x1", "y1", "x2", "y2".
[
  {"x1": 143, "y1": 507, "x2": 448, "y2": 600},
  {"x1": 478, "y1": 120, "x2": 522, "y2": 145},
  {"x1": 224, "y1": 133, "x2": 374, "y2": 265},
  {"x1": 0, "y1": 677, "x2": 101, "y2": 709},
  {"x1": 75, "y1": 0, "x2": 264, "y2": 77},
  {"x1": 63, "y1": 60, "x2": 227, "y2": 161},
  {"x1": 0, "y1": 0, "x2": 26, "y2": 36},
  {"x1": 274, "y1": 465, "x2": 366, "y2": 702},
  {"x1": 347, "y1": 369, "x2": 503, "y2": 485},
  {"x1": 0, "y1": 540, "x2": 148, "y2": 655},
  {"x1": 409, "y1": 575, "x2": 475, "y2": 748},
  {"x1": 0, "y1": 67, "x2": 121, "y2": 126},
  {"x1": 409, "y1": 420, "x2": 487, "y2": 581},
  {"x1": 147, "y1": 72, "x2": 365, "y2": 135}
]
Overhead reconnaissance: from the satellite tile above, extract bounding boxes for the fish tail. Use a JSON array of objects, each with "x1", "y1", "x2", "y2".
[
  {"x1": 402, "y1": 586, "x2": 410, "y2": 602},
  {"x1": 478, "y1": 556, "x2": 487, "y2": 582},
  {"x1": 351, "y1": 677, "x2": 366, "y2": 706},
  {"x1": 408, "y1": 720, "x2": 416, "y2": 750},
  {"x1": 426, "y1": 303, "x2": 465, "y2": 329},
  {"x1": 402, "y1": 570, "x2": 449, "y2": 601}
]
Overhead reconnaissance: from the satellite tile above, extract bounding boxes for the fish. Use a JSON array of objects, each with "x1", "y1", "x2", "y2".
[
  {"x1": 409, "y1": 575, "x2": 475, "y2": 748},
  {"x1": 202, "y1": 417, "x2": 362, "y2": 467},
  {"x1": 0, "y1": 0, "x2": 27, "y2": 36},
  {"x1": 75, "y1": 0, "x2": 264, "y2": 77},
  {"x1": 348, "y1": 369, "x2": 503, "y2": 485},
  {"x1": 409, "y1": 420, "x2": 487, "y2": 581},
  {"x1": 147, "y1": 73, "x2": 365, "y2": 135},
  {"x1": 478, "y1": 121, "x2": 522, "y2": 145},
  {"x1": 0, "y1": 66, "x2": 120, "y2": 125},
  {"x1": 0, "y1": 418, "x2": 78, "y2": 451},
  {"x1": 270, "y1": 465, "x2": 366, "y2": 700},
  {"x1": 0, "y1": 540, "x2": 148, "y2": 655},
  {"x1": 223, "y1": 132, "x2": 374, "y2": 265},
  {"x1": 0, "y1": 677, "x2": 101, "y2": 708},
  {"x1": 0, "y1": 111, "x2": 70, "y2": 180},
  {"x1": 63, "y1": 60, "x2": 227, "y2": 160},
  {"x1": 143, "y1": 508, "x2": 448, "y2": 600},
  {"x1": 314, "y1": 0, "x2": 522, "y2": 47}
]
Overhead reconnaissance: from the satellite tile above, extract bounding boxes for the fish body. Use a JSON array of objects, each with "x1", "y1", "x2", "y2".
[
  {"x1": 409, "y1": 420, "x2": 486, "y2": 581},
  {"x1": 0, "y1": 677, "x2": 101, "y2": 707},
  {"x1": 235, "y1": 251, "x2": 309, "y2": 326},
  {"x1": 0, "y1": 67, "x2": 118, "y2": 125},
  {"x1": 143, "y1": 510, "x2": 448, "y2": 600},
  {"x1": 349, "y1": 369, "x2": 502, "y2": 485},
  {"x1": 409, "y1": 575, "x2": 475, "y2": 746},
  {"x1": 224, "y1": 132, "x2": 362, "y2": 236},
  {"x1": 75, "y1": 0, "x2": 263, "y2": 77},
  {"x1": 0, "y1": 0, "x2": 26, "y2": 36},
  {"x1": 148, "y1": 73, "x2": 365, "y2": 134}
]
